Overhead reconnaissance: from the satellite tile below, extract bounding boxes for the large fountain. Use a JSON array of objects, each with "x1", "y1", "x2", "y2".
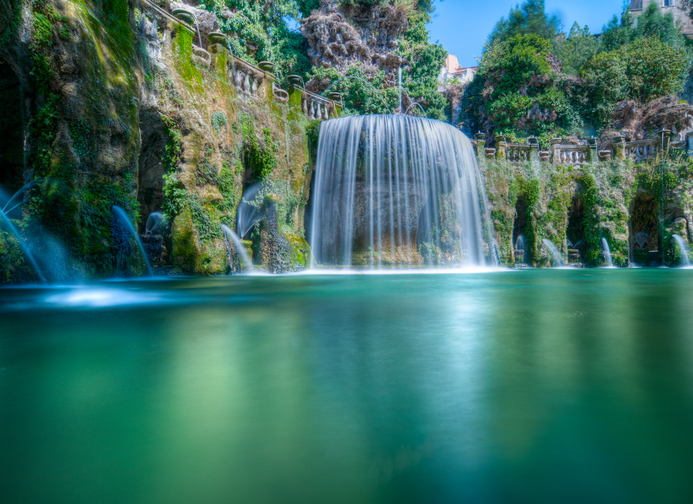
[{"x1": 309, "y1": 115, "x2": 497, "y2": 269}]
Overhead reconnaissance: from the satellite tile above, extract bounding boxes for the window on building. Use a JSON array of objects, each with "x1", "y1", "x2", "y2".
[{"x1": 663, "y1": 0, "x2": 674, "y2": 7}]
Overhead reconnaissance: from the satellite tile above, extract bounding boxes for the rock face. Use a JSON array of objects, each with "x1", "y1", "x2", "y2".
[
  {"x1": 301, "y1": 0, "x2": 407, "y2": 90},
  {"x1": 169, "y1": 1, "x2": 218, "y2": 48},
  {"x1": 601, "y1": 95, "x2": 693, "y2": 142},
  {"x1": 0, "y1": 0, "x2": 315, "y2": 283}
]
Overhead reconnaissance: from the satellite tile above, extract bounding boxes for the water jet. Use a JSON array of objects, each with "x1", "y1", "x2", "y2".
[{"x1": 112, "y1": 206, "x2": 153, "y2": 276}]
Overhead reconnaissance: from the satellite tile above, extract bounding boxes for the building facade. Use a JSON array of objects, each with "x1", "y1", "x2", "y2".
[
  {"x1": 629, "y1": 0, "x2": 693, "y2": 37},
  {"x1": 438, "y1": 55, "x2": 478, "y2": 85}
]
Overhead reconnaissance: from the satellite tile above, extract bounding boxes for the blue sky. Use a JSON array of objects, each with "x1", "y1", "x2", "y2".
[{"x1": 428, "y1": 0, "x2": 627, "y2": 67}]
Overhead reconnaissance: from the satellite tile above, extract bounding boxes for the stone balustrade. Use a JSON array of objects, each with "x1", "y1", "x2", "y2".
[
  {"x1": 139, "y1": 0, "x2": 195, "y2": 36},
  {"x1": 139, "y1": 0, "x2": 339, "y2": 119},
  {"x1": 472, "y1": 130, "x2": 681, "y2": 167}
]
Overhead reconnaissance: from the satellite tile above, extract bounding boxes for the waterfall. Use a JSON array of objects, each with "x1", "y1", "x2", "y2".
[
  {"x1": 309, "y1": 115, "x2": 497, "y2": 269},
  {"x1": 221, "y1": 224, "x2": 253, "y2": 272},
  {"x1": 672, "y1": 234, "x2": 690, "y2": 267},
  {"x1": 601, "y1": 238, "x2": 613, "y2": 267},
  {"x1": 541, "y1": 239, "x2": 565, "y2": 267}
]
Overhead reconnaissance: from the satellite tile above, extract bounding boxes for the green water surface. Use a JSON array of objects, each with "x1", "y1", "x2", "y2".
[{"x1": 1, "y1": 269, "x2": 692, "y2": 503}]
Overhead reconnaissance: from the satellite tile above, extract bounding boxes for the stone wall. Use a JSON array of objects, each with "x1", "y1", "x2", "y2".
[
  {"x1": 0, "y1": 0, "x2": 338, "y2": 282},
  {"x1": 477, "y1": 133, "x2": 693, "y2": 268}
]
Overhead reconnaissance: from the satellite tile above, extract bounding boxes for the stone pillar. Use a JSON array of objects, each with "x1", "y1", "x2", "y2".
[
  {"x1": 528, "y1": 137, "x2": 539, "y2": 164},
  {"x1": 615, "y1": 136, "x2": 626, "y2": 161},
  {"x1": 660, "y1": 129, "x2": 672, "y2": 154},
  {"x1": 587, "y1": 137, "x2": 598, "y2": 164},
  {"x1": 473, "y1": 133, "x2": 486, "y2": 158},
  {"x1": 495, "y1": 135, "x2": 506, "y2": 160},
  {"x1": 208, "y1": 43, "x2": 228, "y2": 75}
]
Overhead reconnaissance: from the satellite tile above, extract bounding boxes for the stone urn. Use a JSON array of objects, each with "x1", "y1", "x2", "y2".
[
  {"x1": 172, "y1": 8, "x2": 195, "y2": 25},
  {"x1": 258, "y1": 61, "x2": 276, "y2": 74},
  {"x1": 550, "y1": 138, "x2": 562, "y2": 145},
  {"x1": 598, "y1": 150, "x2": 613, "y2": 161},
  {"x1": 287, "y1": 75, "x2": 304, "y2": 88},
  {"x1": 207, "y1": 31, "x2": 228, "y2": 45},
  {"x1": 327, "y1": 92, "x2": 343, "y2": 103},
  {"x1": 539, "y1": 150, "x2": 551, "y2": 162}
]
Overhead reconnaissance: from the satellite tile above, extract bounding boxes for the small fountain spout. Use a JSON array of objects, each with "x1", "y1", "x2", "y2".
[
  {"x1": 542, "y1": 239, "x2": 565, "y2": 267},
  {"x1": 398, "y1": 67, "x2": 402, "y2": 114},
  {"x1": 112, "y1": 206, "x2": 153, "y2": 276},
  {"x1": 672, "y1": 234, "x2": 690, "y2": 267},
  {"x1": 601, "y1": 238, "x2": 613, "y2": 267},
  {"x1": 221, "y1": 224, "x2": 253, "y2": 272}
]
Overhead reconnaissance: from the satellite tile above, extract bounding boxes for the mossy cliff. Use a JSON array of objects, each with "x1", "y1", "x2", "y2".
[
  {"x1": 480, "y1": 145, "x2": 693, "y2": 268},
  {"x1": 0, "y1": 0, "x2": 317, "y2": 282}
]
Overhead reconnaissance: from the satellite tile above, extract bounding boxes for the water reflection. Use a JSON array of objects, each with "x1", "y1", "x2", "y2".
[{"x1": 1, "y1": 270, "x2": 693, "y2": 502}]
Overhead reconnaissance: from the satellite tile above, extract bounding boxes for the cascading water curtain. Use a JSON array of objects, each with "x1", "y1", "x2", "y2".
[{"x1": 310, "y1": 115, "x2": 498, "y2": 269}]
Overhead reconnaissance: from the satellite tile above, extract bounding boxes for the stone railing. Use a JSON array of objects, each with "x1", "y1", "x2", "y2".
[
  {"x1": 139, "y1": 0, "x2": 195, "y2": 37},
  {"x1": 472, "y1": 130, "x2": 680, "y2": 168},
  {"x1": 623, "y1": 138, "x2": 661, "y2": 161},
  {"x1": 139, "y1": 0, "x2": 341, "y2": 120},
  {"x1": 229, "y1": 56, "x2": 268, "y2": 99},
  {"x1": 288, "y1": 83, "x2": 341, "y2": 120}
]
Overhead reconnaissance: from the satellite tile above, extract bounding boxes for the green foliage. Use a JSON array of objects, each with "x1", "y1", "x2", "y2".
[
  {"x1": 189, "y1": 194, "x2": 221, "y2": 242},
  {"x1": 397, "y1": 17, "x2": 448, "y2": 120},
  {"x1": 196, "y1": 145, "x2": 221, "y2": 186},
  {"x1": 465, "y1": 34, "x2": 581, "y2": 139},
  {"x1": 211, "y1": 111, "x2": 228, "y2": 134},
  {"x1": 200, "y1": 0, "x2": 311, "y2": 84},
  {"x1": 310, "y1": 65, "x2": 399, "y2": 116},
  {"x1": 581, "y1": 37, "x2": 689, "y2": 128},
  {"x1": 552, "y1": 23, "x2": 600, "y2": 75},
  {"x1": 240, "y1": 113, "x2": 278, "y2": 181},
  {"x1": 162, "y1": 174, "x2": 189, "y2": 220},
  {"x1": 295, "y1": 0, "x2": 321, "y2": 18},
  {"x1": 488, "y1": 0, "x2": 561, "y2": 46},
  {"x1": 69, "y1": 121, "x2": 92, "y2": 161},
  {"x1": 602, "y1": 3, "x2": 690, "y2": 52}
]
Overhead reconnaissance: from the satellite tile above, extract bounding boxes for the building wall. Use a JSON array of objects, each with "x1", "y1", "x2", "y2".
[{"x1": 629, "y1": 0, "x2": 693, "y2": 37}]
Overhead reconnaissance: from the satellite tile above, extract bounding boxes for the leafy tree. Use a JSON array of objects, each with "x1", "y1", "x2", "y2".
[
  {"x1": 295, "y1": 0, "x2": 321, "y2": 18},
  {"x1": 580, "y1": 37, "x2": 690, "y2": 128},
  {"x1": 463, "y1": 34, "x2": 582, "y2": 141},
  {"x1": 397, "y1": 16, "x2": 448, "y2": 119},
  {"x1": 309, "y1": 66, "x2": 400, "y2": 116},
  {"x1": 552, "y1": 22, "x2": 600, "y2": 75},
  {"x1": 200, "y1": 0, "x2": 310, "y2": 85},
  {"x1": 487, "y1": 0, "x2": 561, "y2": 46},
  {"x1": 600, "y1": 3, "x2": 689, "y2": 51}
]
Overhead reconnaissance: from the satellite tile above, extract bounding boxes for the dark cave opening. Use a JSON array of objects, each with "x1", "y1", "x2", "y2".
[
  {"x1": 567, "y1": 197, "x2": 586, "y2": 261},
  {"x1": 631, "y1": 194, "x2": 659, "y2": 265},
  {"x1": 0, "y1": 61, "x2": 26, "y2": 196},
  {"x1": 137, "y1": 110, "x2": 168, "y2": 234},
  {"x1": 512, "y1": 195, "x2": 528, "y2": 260}
]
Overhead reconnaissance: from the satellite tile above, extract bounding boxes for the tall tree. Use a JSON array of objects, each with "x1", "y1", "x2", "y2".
[{"x1": 487, "y1": 0, "x2": 561, "y2": 47}]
